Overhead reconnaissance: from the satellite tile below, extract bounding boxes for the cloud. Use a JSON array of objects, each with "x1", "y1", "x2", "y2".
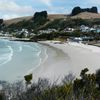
[
  {"x1": 48, "y1": 6, "x2": 68, "y2": 14},
  {"x1": 2, "y1": 14, "x2": 21, "y2": 20},
  {"x1": 32, "y1": 0, "x2": 52, "y2": 7},
  {"x1": 0, "y1": 0, "x2": 33, "y2": 14},
  {"x1": 40, "y1": 0, "x2": 52, "y2": 7},
  {"x1": 0, "y1": 0, "x2": 34, "y2": 19},
  {"x1": 89, "y1": 0, "x2": 100, "y2": 4}
]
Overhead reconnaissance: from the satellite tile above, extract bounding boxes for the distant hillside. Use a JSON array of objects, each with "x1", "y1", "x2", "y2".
[
  {"x1": 4, "y1": 14, "x2": 67, "y2": 26},
  {"x1": 4, "y1": 16, "x2": 32, "y2": 26},
  {"x1": 48, "y1": 14, "x2": 67, "y2": 20},
  {"x1": 3, "y1": 6, "x2": 100, "y2": 27},
  {"x1": 71, "y1": 12, "x2": 100, "y2": 19},
  {"x1": 4, "y1": 13, "x2": 100, "y2": 26}
]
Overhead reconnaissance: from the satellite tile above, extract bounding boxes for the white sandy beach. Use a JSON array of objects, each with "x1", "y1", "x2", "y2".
[{"x1": 32, "y1": 41, "x2": 100, "y2": 82}]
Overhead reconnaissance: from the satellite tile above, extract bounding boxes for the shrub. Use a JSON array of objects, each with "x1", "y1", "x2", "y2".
[
  {"x1": 24, "y1": 74, "x2": 32, "y2": 84},
  {"x1": 96, "y1": 69, "x2": 100, "y2": 89}
]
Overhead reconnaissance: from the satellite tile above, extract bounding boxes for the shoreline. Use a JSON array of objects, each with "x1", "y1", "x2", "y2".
[
  {"x1": 31, "y1": 41, "x2": 100, "y2": 82},
  {"x1": 0, "y1": 38, "x2": 100, "y2": 83},
  {"x1": 0, "y1": 36, "x2": 35, "y2": 42},
  {"x1": 32, "y1": 41, "x2": 70, "y2": 83}
]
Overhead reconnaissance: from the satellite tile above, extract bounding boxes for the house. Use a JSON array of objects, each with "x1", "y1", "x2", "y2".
[
  {"x1": 39, "y1": 29, "x2": 58, "y2": 34},
  {"x1": 92, "y1": 25, "x2": 100, "y2": 33},
  {"x1": 69, "y1": 37, "x2": 83, "y2": 43},
  {"x1": 0, "y1": 31, "x2": 4, "y2": 36},
  {"x1": 80, "y1": 25, "x2": 90, "y2": 32},
  {"x1": 69, "y1": 36, "x2": 94, "y2": 43},
  {"x1": 30, "y1": 33, "x2": 35, "y2": 37},
  {"x1": 96, "y1": 29, "x2": 100, "y2": 33},
  {"x1": 63, "y1": 28, "x2": 75, "y2": 32},
  {"x1": 80, "y1": 25, "x2": 99, "y2": 33},
  {"x1": 20, "y1": 29, "x2": 29, "y2": 37},
  {"x1": 90, "y1": 28, "x2": 96, "y2": 32}
]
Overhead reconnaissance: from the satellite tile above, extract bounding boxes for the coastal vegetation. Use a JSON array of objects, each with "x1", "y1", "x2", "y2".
[
  {"x1": 24, "y1": 74, "x2": 33, "y2": 85},
  {"x1": 32, "y1": 11, "x2": 48, "y2": 25},
  {"x1": 0, "y1": 19, "x2": 4, "y2": 30},
  {"x1": 0, "y1": 68, "x2": 100, "y2": 100},
  {"x1": 4, "y1": 17, "x2": 100, "y2": 32},
  {"x1": 42, "y1": 18, "x2": 91, "y2": 30}
]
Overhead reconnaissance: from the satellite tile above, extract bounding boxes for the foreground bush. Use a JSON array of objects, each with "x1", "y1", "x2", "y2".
[
  {"x1": 0, "y1": 68, "x2": 100, "y2": 100},
  {"x1": 24, "y1": 74, "x2": 32, "y2": 85}
]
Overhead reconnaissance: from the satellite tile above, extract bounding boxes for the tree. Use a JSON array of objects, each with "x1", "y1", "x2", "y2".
[
  {"x1": 0, "y1": 19, "x2": 3, "y2": 24},
  {"x1": 71, "y1": 6, "x2": 98, "y2": 16},
  {"x1": 71, "y1": 6, "x2": 81, "y2": 16},
  {"x1": 0, "y1": 93, "x2": 4, "y2": 100},
  {"x1": 33, "y1": 11, "x2": 47, "y2": 20},
  {"x1": 73, "y1": 68, "x2": 96, "y2": 99},
  {"x1": 96, "y1": 69, "x2": 100, "y2": 89},
  {"x1": 24, "y1": 74, "x2": 33, "y2": 85},
  {"x1": 33, "y1": 11, "x2": 48, "y2": 24},
  {"x1": 91, "y1": 7, "x2": 98, "y2": 13}
]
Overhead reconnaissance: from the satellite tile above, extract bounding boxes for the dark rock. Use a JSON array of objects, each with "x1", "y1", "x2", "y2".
[{"x1": 71, "y1": 6, "x2": 98, "y2": 16}]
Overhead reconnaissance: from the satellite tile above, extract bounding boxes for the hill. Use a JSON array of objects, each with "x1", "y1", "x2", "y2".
[
  {"x1": 4, "y1": 12, "x2": 100, "y2": 26},
  {"x1": 3, "y1": 12, "x2": 100, "y2": 32},
  {"x1": 71, "y1": 12, "x2": 100, "y2": 19},
  {"x1": 4, "y1": 14, "x2": 67, "y2": 26},
  {"x1": 4, "y1": 16, "x2": 32, "y2": 26},
  {"x1": 48, "y1": 14, "x2": 67, "y2": 20}
]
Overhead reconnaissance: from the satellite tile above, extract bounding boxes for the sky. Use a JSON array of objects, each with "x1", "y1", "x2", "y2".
[{"x1": 0, "y1": 0, "x2": 100, "y2": 19}]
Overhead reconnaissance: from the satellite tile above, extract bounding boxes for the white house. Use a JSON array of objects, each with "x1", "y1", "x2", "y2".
[
  {"x1": 20, "y1": 29, "x2": 29, "y2": 37},
  {"x1": 90, "y1": 28, "x2": 96, "y2": 31},
  {"x1": 39, "y1": 29, "x2": 58, "y2": 34},
  {"x1": 63, "y1": 28, "x2": 75, "y2": 32},
  {"x1": 80, "y1": 25, "x2": 90, "y2": 32},
  {"x1": 69, "y1": 36, "x2": 94, "y2": 43}
]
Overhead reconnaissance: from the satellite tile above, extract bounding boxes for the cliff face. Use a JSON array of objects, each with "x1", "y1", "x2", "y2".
[{"x1": 71, "y1": 6, "x2": 98, "y2": 16}]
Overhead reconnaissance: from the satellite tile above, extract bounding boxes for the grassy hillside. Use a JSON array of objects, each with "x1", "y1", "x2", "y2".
[
  {"x1": 4, "y1": 16, "x2": 32, "y2": 26},
  {"x1": 4, "y1": 14, "x2": 67, "y2": 26},
  {"x1": 4, "y1": 12, "x2": 100, "y2": 26},
  {"x1": 3, "y1": 12, "x2": 100, "y2": 33},
  {"x1": 71, "y1": 12, "x2": 100, "y2": 19}
]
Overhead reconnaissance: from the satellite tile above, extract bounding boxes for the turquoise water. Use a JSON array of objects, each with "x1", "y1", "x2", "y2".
[{"x1": 0, "y1": 39, "x2": 47, "y2": 82}]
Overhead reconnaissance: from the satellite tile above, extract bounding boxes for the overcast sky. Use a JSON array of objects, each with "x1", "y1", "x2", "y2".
[{"x1": 0, "y1": 0, "x2": 100, "y2": 19}]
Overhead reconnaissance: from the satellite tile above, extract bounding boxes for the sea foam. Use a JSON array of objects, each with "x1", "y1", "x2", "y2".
[{"x1": 0, "y1": 46, "x2": 13, "y2": 66}]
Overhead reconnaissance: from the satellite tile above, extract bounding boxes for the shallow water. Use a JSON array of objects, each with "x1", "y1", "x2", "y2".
[{"x1": 0, "y1": 39, "x2": 47, "y2": 82}]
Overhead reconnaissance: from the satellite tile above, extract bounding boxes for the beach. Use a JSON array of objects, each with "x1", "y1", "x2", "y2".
[
  {"x1": 0, "y1": 39, "x2": 100, "y2": 82},
  {"x1": 32, "y1": 42, "x2": 70, "y2": 82},
  {"x1": 32, "y1": 41, "x2": 100, "y2": 82}
]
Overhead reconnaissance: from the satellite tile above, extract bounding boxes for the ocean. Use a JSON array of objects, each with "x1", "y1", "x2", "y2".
[{"x1": 0, "y1": 39, "x2": 47, "y2": 82}]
